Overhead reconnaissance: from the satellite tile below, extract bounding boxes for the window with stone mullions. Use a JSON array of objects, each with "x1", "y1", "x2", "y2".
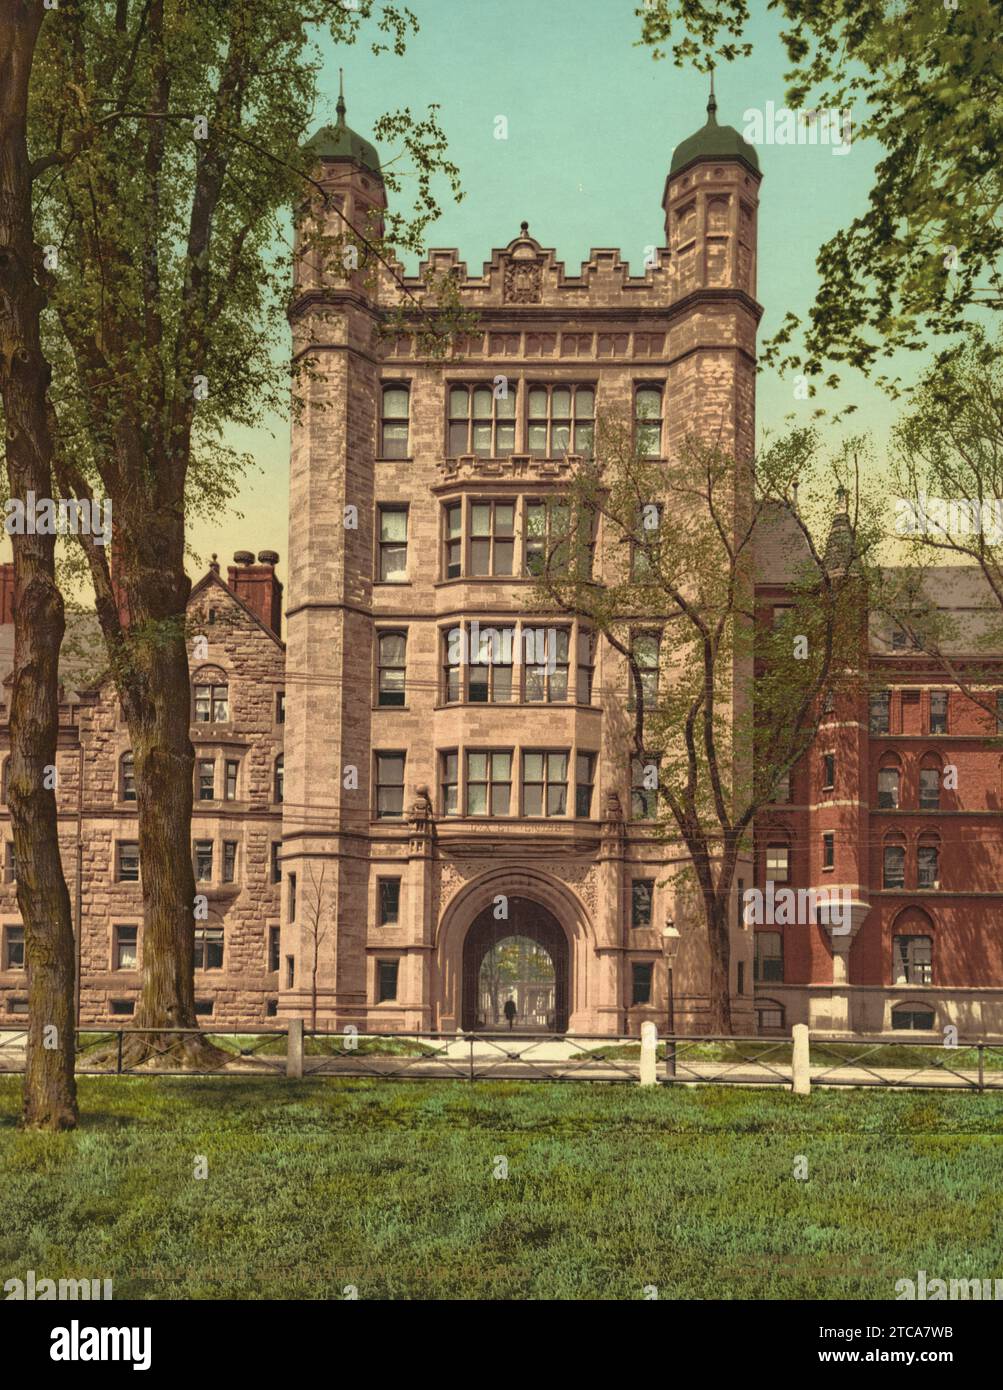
[
  {"x1": 194, "y1": 839, "x2": 214, "y2": 882},
  {"x1": 440, "y1": 751, "x2": 459, "y2": 815},
  {"x1": 470, "y1": 501, "x2": 515, "y2": 576},
  {"x1": 469, "y1": 626, "x2": 514, "y2": 703},
  {"x1": 194, "y1": 682, "x2": 228, "y2": 722},
  {"x1": 527, "y1": 385, "x2": 593, "y2": 458},
  {"x1": 378, "y1": 506, "x2": 408, "y2": 583},
  {"x1": 632, "y1": 502, "x2": 663, "y2": 578},
  {"x1": 197, "y1": 758, "x2": 215, "y2": 801},
  {"x1": 195, "y1": 927, "x2": 223, "y2": 971},
  {"x1": 631, "y1": 757, "x2": 660, "y2": 820},
  {"x1": 631, "y1": 632, "x2": 660, "y2": 709},
  {"x1": 380, "y1": 385, "x2": 410, "y2": 459},
  {"x1": 525, "y1": 628, "x2": 570, "y2": 702},
  {"x1": 576, "y1": 630, "x2": 594, "y2": 704},
  {"x1": 575, "y1": 753, "x2": 596, "y2": 817},
  {"x1": 376, "y1": 753, "x2": 406, "y2": 819},
  {"x1": 377, "y1": 632, "x2": 407, "y2": 707},
  {"x1": 466, "y1": 751, "x2": 511, "y2": 816},
  {"x1": 525, "y1": 498, "x2": 572, "y2": 576},
  {"x1": 448, "y1": 384, "x2": 516, "y2": 457},
  {"x1": 635, "y1": 386, "x2": 663, "y2": 457},
  {"x1": 444, "y1": 503, "x2": 463, "y2": 579},
  {"x1": 443, "y1": 630, "x2": 463, "y2": 703},
  {"x1": 523, "y1": 751, "x2": 568, "y2": 817}
]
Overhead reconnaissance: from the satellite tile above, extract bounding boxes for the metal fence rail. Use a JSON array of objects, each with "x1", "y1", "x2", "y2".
[
  {"x1": 0, "y1": 1025, "x2": 1001, "y2": 1090},
  {"x1": 805, "y1": 1037, "x2": 1003, "y2": 1092},
  {"x1": 659, "y1": 1035, "x2": 795, "y2": 1087}
]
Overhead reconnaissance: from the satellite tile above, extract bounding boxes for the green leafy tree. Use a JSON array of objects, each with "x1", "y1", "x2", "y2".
[
  {"x1": 876, "y1": 327, "x2": 1003, "y2": 719},
  {"x1": 531, "y1": 414, "x2": 876, "y2": 1032},
  {"x1": 638, "y1": 0, "x2": 1001, "y2": 389},
  {"x1": 29, "y1": 0, "x2": 465, "y2": 1065}
]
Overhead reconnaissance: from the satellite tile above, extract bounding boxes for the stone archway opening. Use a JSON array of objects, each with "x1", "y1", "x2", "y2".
[{"x1": 462, "y1": 897, "x2": 569, "y2": 1033}]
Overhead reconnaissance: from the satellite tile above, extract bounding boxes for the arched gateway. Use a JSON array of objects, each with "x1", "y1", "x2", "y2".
[
  {"x1": 461, "y1": 899, "x2": 569, "y2": 1032},
  {"x1": 435, "y1": 867, "x2": 602, "y2": 1034}
]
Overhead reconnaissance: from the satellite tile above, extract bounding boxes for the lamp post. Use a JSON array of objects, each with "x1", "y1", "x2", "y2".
[{"x1": 662, "y1": 921, "x2": 681, "y2": 1078}]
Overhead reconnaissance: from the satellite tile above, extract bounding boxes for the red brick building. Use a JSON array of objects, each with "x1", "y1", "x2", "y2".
[{"x1": 755, "y1": 515, "x2": 1003, "y2": 1037}]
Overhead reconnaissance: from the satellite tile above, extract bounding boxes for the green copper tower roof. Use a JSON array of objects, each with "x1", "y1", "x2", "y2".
[
  {"x1": 304, "y1": 77, "x2": 381, "y2": 175},
  {"x1": 669, "y1": 88, "x2": 760, "y2": 178}
]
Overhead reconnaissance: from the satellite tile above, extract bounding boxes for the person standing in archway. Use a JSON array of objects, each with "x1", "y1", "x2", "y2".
[{"x1": 503, "y1": 997, "x2": 517, "y2": 1030}]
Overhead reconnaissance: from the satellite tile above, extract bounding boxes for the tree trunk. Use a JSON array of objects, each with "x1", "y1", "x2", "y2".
[
  {"x1": 0, "y1": 0, "x2": 77, "y2": 1129},
  {"x1": 703, "y1": 891, "x2": 733, "y2": 1035},
  {"x1": 101, "y1": 516, "x2": 226, "y2": 1071}
]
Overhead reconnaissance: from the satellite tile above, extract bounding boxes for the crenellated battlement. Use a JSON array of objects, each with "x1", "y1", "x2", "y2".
[{"x1": 387, "y1": 225, "x2": 675, "y2": 311}]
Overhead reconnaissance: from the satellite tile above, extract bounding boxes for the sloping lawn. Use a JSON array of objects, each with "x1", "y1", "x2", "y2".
[{"x1": 1, "y1": 1077, "x2": 1000, "y2": 1300}]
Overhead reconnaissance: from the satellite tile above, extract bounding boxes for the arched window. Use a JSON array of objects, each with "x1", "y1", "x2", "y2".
[
  {"x1": 877, "y1": 755, "x2": 901, "y2": 809},
  {"x1": 120, "y1": 751, "x2": 136, "y2": 802},
  {"x1": 380, "y1": 384, "x2": 410, "y2": 459},
  {"x1": 193, "y1": 666, "x2": 229, "y2": 724},
  {"x1": 917, "y1": 833, "x2": 940, "y2": 889},
  {"x1": 273, "y1": 754, "x2": 284, "y2": 805},
  {"x1": 919, "y1": 752, "x2": 942, "y2": 810},
  {"x1": 893, "y1": 934, "x2": 933, "y2": 986},
  {"x1": 882, "y1": 836, "x2": 906, "y2": 889},
  {"x1": 891, "y1": 1002, "x2": 935, "y2": 1031}
]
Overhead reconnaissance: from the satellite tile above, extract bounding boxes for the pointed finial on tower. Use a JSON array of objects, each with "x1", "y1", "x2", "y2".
[
  {"x1": 336, "y1": 68, "x2": 346, "y2": 123},
  {"x1": 707, "y1": 65, "x2": 718, "y2": 122}
]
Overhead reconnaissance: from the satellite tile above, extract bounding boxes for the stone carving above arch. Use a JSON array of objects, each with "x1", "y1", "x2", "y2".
[
  {"x1": 434, "y1": 859, "x2": 597, "y2": 945},
  {"x1": 503, "y1": 258, "x2": 543, "y2": 303},
  {"x1": 436, "y1": 857, "x2": 597, "y2": 915}
]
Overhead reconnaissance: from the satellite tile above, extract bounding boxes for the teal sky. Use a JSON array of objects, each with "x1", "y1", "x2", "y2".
[{"x1": 197, "y1": 0, "x2": 927, "y2": 583}]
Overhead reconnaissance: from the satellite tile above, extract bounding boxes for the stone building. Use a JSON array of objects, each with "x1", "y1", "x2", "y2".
[
  {"x1": 278, "y1": 91, "x2": 762, "y2": 1035},
  {"x1": 3, "y1": 93, "x2": 1000, "y2": 1040},
  {"x1": 0, "y1": 554, "x2": 285, "y2": 1026}
]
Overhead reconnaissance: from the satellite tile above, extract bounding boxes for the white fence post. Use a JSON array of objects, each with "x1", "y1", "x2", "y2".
[
  {"x1": 640, "y1": 1020, "x2": 658, "y2": 1086},
  {"x1": 287, "y1": 1018, "x2": 304, "y2": 1079},
  {"x1": 791, "y1": 1023, "x2": 810, "y2": 1095}
]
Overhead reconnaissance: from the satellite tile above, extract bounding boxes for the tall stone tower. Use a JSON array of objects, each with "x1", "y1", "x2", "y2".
[
  {"x1": 662, "y1": 87, "x2": 760, "y2": 462},
  {"x1": 281, "y1": 92, "x2": 387, "y2": 1025},
  {"x1": 661, "y1": 90, "x2": 763, "y2": 1030},
  {"x1": 280, "y1": 88, "x2": 764, "y2": 1037}
]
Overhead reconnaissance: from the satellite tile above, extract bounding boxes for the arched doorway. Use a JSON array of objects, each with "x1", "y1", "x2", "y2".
[{"x1": 462, "y1": 897, "x2": 569, "y2": 1032}]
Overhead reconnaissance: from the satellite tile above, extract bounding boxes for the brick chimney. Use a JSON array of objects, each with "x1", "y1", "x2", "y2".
[
  {"x1": 227, "y1": 550, "x2": 283, "y2": 637},
  {"x1": 0, "y1": 563, "x2": 14, "y2": 625}
]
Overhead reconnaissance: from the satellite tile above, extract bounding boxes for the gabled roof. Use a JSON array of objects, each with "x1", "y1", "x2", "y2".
[{"x1": 188, "y1": 568, "x2": 285, "y2": 651}]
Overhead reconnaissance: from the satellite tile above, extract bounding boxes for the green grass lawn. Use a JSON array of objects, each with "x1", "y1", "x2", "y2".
[{"x1": 1, "y1": 1077, "x2": 1000, "y2": 1300}]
